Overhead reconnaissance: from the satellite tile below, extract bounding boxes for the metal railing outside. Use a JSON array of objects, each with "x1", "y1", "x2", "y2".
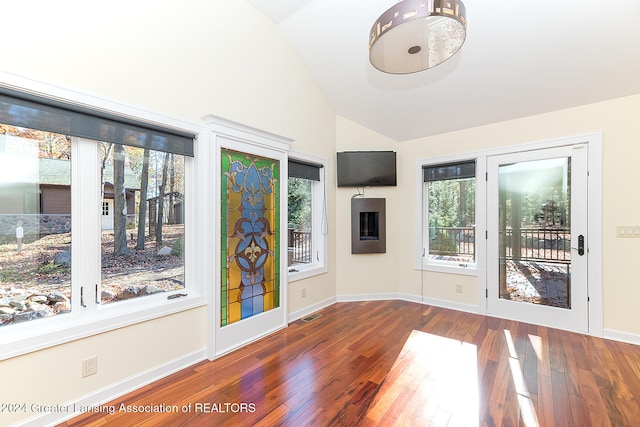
[
  {"x1": 502, "y1": 227, "x2": 571, "y2": 263},
  {"x1": 429, "y1": 226, "x2": 475, "y2": 259},
  {"x1": 428, "y1": 226, "x2": 571, "y2": 264},
  {"x1": 289, "y1": 229, "x2": 312, "y2": 264}
]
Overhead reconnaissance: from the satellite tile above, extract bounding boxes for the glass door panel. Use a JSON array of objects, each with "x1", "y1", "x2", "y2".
[{"x1": 498, "y1": 157, "x2": 571, "y2": 309}]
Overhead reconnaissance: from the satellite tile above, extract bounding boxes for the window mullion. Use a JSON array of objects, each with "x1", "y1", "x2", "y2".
[
  {"x1": 423, "y1": 183, "x2": 430, "y2": 262},
  {"x1": 311, "y1": 182, "x2": 318, "y2": 264},
  {"x1": 72, "y1": 137, "x2": 101, "y2": 314}
]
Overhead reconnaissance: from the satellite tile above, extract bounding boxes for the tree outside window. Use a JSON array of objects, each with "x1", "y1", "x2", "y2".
[
  {"x1": 288, "y1": 177, "x2": 312, "y2": 266},
  {"x1": 286, "y1": 156, "x2": 325, "y2": 276},
  {"x1": 424, "y1": 161, "x2": 476, "y2": 265}
]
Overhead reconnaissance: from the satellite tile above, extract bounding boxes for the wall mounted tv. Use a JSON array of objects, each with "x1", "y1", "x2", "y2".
[{"x1": 336, "y1": 151, "x2": 397, "y2": 187}]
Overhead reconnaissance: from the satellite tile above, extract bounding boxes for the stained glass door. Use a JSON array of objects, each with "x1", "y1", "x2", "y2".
[
  {"x1": 213, "y1": 129, "x2": 289, "y2": 357},
  {"x1": 487, "y1": 145, "x2": 588, "y2": 332},
  {"x1": 221, "y1": 148, "x2": 280, "y2": 326}
]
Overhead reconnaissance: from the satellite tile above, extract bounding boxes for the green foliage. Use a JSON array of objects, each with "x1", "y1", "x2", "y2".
[
  {"x1": 172, "y1": 237, "x2": 183, "y2": 256},
  {"x1": 501, "y1": 185, "x2": 569, "y2": 227},
  {"x1": 288, "y1": 177, "x2": 312, "y2": 230},
  {"x1": 428, "y1": 178, "x2": 475, "y2": 228},
  {"x1": 38, "y1": 261, "x2": 70, "y2": 276},
  {"x1": 0, "y1": 267, "x2": 22, "y2": 282},
  {"x1": 498, "y1": 158, "x2": 570, "y2": 227},
  {"x1": 430, "y1": 232, "x2": 458, "y2": 255}
]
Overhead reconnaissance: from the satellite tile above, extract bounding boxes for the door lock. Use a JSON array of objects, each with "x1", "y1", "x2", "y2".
[{"x1": 578, "y1": 234, "x2": 584, "y2": 256}]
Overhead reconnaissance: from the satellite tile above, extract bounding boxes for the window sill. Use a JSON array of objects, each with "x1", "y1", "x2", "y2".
[
  {"x1": 0, "y1": 292, "x2": 206, "y2": 361},
  {"x1": 288, "y1": 265, "x2": 327, "y2": 282},
  {"x1": 417, "y1": 262, "x2": 479, "y2": 277}
]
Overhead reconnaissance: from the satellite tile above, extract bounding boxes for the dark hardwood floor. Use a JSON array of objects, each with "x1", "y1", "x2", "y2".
[{"x1": 60, "y1": 300, "x2": 640, "y2": 426}]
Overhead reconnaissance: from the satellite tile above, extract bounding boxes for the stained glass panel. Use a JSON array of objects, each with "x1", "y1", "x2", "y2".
[{"x1": 220, "y1": 148, "x2": 280, "y2": 327}]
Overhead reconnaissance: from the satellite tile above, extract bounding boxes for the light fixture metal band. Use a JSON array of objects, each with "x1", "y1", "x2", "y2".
[{"x1": 369, "y1": 0, "x2": 467, "y2": 73}]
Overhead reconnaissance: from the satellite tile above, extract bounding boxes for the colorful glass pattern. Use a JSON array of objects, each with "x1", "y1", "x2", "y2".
[{"x1": 221, "y1": 149, "x2": 280, "y2": 326}]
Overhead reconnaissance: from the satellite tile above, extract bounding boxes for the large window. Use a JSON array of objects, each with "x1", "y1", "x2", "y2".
[
  {"x1": 0, "y1": 84, "x2": 198, "y2": 358},
  {"x1": 423, "y1": 161, "x2": 476, "y2": 266},
  {"x1": 287, "y1": 156, "x2": 327, "y2": 279}
]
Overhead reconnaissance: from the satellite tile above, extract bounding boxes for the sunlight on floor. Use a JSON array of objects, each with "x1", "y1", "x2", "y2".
[
  {"x1": 365, "y1": 330, "x2": 478, "y2": 425},
  {"x1": 504, "y1": 330, "x2": 540, "y2": 427},
  {"x1": 528, "y1": 334, "x2": 543, "y2": 360}
]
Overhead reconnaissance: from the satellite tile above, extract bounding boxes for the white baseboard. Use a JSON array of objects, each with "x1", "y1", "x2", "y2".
[
  {"x1": 337, "y1": 292, "x2": 401, "y2": 302},
  {"x1": 404, "y1": 294, "x2": 479, "y2": 314},
  {"x1": 398, "y1": 293, "x2": 423, "y2": 304},
  {"x1": 338, "y1": 292, "x2": 479, "y2": 315},
  {"x1": 603, "y1": 328, "x2": 640, "y2": 346},
  {"x1": 288, "y1": 296, "x2": 336, "y2": 323},
  {"x1": 13, "y1": 349, "x2": 207, "y2": 427}
]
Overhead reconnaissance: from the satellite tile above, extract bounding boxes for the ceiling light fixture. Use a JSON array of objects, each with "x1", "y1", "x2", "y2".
[{"x1": 369, "y1": 0, "x2": 467, "y2": 74}]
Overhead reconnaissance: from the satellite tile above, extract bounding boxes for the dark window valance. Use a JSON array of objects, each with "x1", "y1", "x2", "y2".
[
  {"x1": 289, "y1": 158, "x2": 323, "y2": 181},
  {"x1": 0, "y1": 87, "x2": 195, "y2": 156},
  {"x1": 423, "y1": 160, "x2": 476, "y2": 182}
]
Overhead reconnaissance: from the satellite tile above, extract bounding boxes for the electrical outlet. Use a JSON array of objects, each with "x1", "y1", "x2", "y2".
[
  {"x1": 301, "y1": 287, "x2": 307, "y2": 298},
  {"x1": 455, "y1": 284, "x2": 463, "y2": 294},
  {"x1": 82, "y1": 356, "x2": 98, "y2": 378}
]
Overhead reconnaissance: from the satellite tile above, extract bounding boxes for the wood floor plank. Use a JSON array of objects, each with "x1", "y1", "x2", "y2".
[
  {"x1": 58, "y1": 301, "x2": 640, "y2": 426},
  {"x1": 537, "y1": 373, "x2": 556, "y2": 427}
]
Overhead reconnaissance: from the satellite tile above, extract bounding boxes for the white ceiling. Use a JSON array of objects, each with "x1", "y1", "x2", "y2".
[{"x1": 247, "y1": 0, "x2": 640, "y2": 142}]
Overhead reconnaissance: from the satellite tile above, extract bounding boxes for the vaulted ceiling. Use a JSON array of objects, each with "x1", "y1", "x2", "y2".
[{"x1": 248, "y1": 0, "x2": 640, "y2": 141}]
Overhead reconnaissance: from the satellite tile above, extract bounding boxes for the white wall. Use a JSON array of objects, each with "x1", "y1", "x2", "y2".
[
  {"x1": 335, "y1": 117, "x2": 401, "y2": 298},
  {"x1": 334, "y1": 116, "x2": 480, "y2": 308},
  {"x1": 0, "y1": 1, "x2": 336, "y2": 425}
]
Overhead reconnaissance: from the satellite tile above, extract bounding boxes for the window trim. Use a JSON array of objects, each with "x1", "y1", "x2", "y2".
[
  {"x1": 287, "y1": 151, "x2": 328, "y2": 282},
  {"x1": 0, "y1": 71, "x2": 207, "y2": 361}
]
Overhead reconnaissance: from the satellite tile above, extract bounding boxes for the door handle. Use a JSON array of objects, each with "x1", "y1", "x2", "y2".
[
  {"x1": 571, "y1": 235, "x2": 585, "y2": 256},
  {"x1": 578, "y1": 234, "x2": 584, "y2": 256}
]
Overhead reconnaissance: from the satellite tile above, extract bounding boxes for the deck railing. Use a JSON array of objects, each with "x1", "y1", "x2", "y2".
[
  {"x1": 289, "y1": 229, "x2": 312, "y2": 264},
  {"x1": 429, "y1": 227, "x2": 475, "y2": 259},
  {"x1": 503, "y1": 227, "x2": 571, "y2": 263},
  {"x1": 429, "y1": 226, "x2": 571, "y2": 263}
]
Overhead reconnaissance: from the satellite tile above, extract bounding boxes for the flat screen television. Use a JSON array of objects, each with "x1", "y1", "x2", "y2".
[{"x1": 336, "y1": 151, "x2": 397, "y2": 187}]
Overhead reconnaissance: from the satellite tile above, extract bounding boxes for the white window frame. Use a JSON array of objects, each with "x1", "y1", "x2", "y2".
[
  {"x1": 415, "y1": 156, "x2": 484, "y2": 277},
  {"x1": 0, "y1": 72, "x2": 207, "y2": 361},
  {"x1": 287, "y1": 151, "x2": 328, "y2": 282}
]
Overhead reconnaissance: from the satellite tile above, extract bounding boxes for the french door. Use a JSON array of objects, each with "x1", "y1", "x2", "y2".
[{"x1": 487, "y1": 145, "x2": 588, "y2": 332}]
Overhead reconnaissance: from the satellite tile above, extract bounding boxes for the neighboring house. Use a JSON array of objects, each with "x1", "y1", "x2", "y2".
[
  {"x1": 101, "y1": 182, "x2": 138, "y2": 230},
  {"x1": 146, "y1": 191, "x2": 184, "y2": 234},
  {"x1": 0, "y1": 157, "x2": 140, "y2": 231}
]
